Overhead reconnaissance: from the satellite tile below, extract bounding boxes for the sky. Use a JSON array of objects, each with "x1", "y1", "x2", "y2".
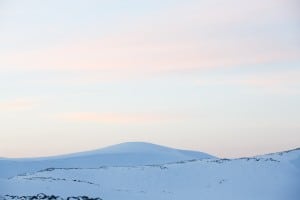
[{"x1": 0, "y1": 0, "x2": 299, "y2": 158}]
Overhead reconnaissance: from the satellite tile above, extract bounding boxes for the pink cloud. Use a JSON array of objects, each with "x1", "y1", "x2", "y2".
[
  {"x1": 1, "y1": 35, "x2": 298, "y2": 75},
  {"x1": 0, "y1": 98, "x2": 36, "y2": 111},
  {"x1": 57, "y1": 112, "x2": 187, "y2": 124},
  {"x1": 0, "y1": 0, "x2": 298, "y2": 75}
]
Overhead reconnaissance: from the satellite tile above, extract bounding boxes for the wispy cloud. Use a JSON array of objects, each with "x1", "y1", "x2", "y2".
[
  {"x1": 57, "y1": 112, "x2": 188, "y2": 124},
  {"x1": 0, "y1": 98, "x2": 37, "y2": 111},
  {"x1": 195, "y1": 69, "x2": 300, "y2": 95},
  {"x1": 1, "y1": 0, "x2": 298, "y2": 75}
]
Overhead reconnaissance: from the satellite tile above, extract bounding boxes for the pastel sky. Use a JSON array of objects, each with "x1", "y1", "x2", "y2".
[{"x1": 0, "y1": 0, "x2": 299, "y2": 158}]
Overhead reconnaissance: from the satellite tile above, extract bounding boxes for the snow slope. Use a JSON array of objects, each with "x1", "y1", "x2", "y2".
[
  {"x1": 0, "y1": 143, "x2": 299, "y2": 200},
  {"x1": 0, "y1": 142, "x2": 214, "y2": 178}
]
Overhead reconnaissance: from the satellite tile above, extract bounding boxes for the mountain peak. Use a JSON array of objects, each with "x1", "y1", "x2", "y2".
[
  {"x1": 0, "y1": 142, "x2": 214, "y2": 178},
  {"x1": 57, "y1": 141, "x2": 215, "y2": 159},
  {"x1": 98, "y1": 141, "x2": 181, "y2": 153}
]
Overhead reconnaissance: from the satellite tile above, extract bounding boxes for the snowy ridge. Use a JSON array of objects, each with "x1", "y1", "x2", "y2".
[{"x1": 0, "y1": 143, "x2": 299, "y2": 200}]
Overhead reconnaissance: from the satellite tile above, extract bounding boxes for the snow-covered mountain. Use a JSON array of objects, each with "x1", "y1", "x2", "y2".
[
  {"x1": 0, "y1": 142, "x2": 214, "y2": 178},
  {"x1": 0, "y1": 142, "x2": 299, "y2": 200}
]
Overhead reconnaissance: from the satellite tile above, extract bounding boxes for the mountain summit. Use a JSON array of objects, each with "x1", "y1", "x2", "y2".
[{"x1": 59, "y1": 142, "x2": 215, "y2": 159}]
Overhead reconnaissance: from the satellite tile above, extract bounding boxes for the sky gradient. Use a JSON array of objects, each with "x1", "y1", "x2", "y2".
[{"x1": 0, "y1": 0, "x2": 299, "y2": 158}]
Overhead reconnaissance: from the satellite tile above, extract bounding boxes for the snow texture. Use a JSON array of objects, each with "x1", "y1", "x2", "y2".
[{"x1": 0, "y1": 142, "x2": 299, "y2": 200}]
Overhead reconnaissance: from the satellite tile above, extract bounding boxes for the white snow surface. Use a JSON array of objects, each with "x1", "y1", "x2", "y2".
[{"x1": 0, "y1": 142, "x2": 299, "y2": 200}]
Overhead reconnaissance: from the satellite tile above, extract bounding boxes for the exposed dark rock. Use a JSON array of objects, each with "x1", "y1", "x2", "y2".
[{"x1": 3, "y1": 194, "x2": 102, "y2": 200}]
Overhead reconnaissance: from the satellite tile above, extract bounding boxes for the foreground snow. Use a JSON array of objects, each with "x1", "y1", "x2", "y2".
[{"x1": 0, "y1": 142, "x2": 299, "y2": 200}]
